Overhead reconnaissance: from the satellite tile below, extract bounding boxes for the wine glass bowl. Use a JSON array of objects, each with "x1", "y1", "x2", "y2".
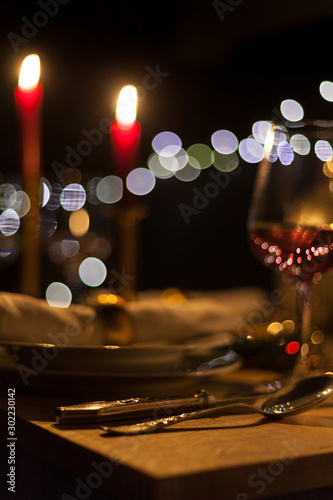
[{"x1": 248, "y1": 120, "x2": 333, "y2": 373}]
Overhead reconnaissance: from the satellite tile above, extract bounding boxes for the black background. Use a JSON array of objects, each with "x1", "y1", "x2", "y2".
[{"x1": 1, "y1": 0, "x2": 333, "y2": 295}]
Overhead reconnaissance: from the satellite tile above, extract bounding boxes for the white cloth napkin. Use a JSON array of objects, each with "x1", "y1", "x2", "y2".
[
  {"x1": 0, "y1": 287, "x2": 267, "y2": 346},
  {"x1": 0, "y1": 292, "x2": 105, "y2": 346},
  {"x1": 128, "y1": 287, "x2": 267, "y2": 344}
]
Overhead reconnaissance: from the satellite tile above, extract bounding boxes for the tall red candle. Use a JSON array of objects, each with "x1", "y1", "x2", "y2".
[
  {"x1": 110, "y1": 85, "x2": 141, "y2": 199},
  {"x1": 15, "y1": 54, "x2": 43, "y2": 297},
  {"x1": 110, "y1": 85, "x2": 141, "y2": 300}
]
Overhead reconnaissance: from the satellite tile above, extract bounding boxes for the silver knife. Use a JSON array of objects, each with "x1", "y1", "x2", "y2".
[{"x1": 55, "y1": 390, "x2": 211, "y2": 424}]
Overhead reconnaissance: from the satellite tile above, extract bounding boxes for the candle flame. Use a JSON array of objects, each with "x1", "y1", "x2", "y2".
[
  {"x1": 18, "y1": 54, "x2": 41, "y2": 92},
  {"x1": 115, "y1": 85, "x2": 137, "y2": 129}
]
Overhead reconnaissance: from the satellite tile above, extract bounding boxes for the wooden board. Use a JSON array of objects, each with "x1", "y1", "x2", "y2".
[{"x1": 1, "y1": 373, "x2": 333, "y2": 500}]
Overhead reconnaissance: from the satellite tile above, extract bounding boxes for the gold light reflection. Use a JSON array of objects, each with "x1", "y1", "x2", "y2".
[
  {"x1": 311, "y1": 330, "x2": 325, "y2": 345},
  {"x1": 267, "y1": 322, "x2": 283, "y2": 336},
  {"x1": 282, "y1": 320, "x2": 295, "y2": 334},
  {"x1": 161, "y1": 288, "x2": 186, "y2": 304},
  {"x1": 69, "y1": 208, "x2": 89, "y2": 237},
  {"x1": 95, "y1": 293, "x2": 119, "y2": 306},
  {"x1": 323, "y1": 161, "x2": 333, "y2": 178}
]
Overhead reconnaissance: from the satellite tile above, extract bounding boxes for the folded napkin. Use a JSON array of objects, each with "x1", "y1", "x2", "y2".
[
  {"x1": 129, "y1": 288, "x2": 267, "y2": 344},
  {"x1": 0, "y1": 287, "x2": 267, "y2": 346},
  {"x1": 0, "y1": 292, "x2": 106, "y2": 346}
]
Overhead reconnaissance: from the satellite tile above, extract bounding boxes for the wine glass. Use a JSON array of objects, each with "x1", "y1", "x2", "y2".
[{"x1": 248, "y1": 119, "x2": 333, "y2": 376}]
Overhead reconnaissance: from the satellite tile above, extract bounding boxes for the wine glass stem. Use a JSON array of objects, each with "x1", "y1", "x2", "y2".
[{"x1": 295, "y1": 281, "x2": 312, "y2": 375}]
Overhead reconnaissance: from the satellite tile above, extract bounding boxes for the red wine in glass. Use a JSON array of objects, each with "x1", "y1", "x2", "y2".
[{"x1": 249, "y1": 224, "x2": 333, "y2": 282}]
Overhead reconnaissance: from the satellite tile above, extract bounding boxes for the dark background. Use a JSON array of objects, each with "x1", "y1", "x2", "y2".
[{"x1": 1, "y1": 0, "x2": 333, "y2": 295}]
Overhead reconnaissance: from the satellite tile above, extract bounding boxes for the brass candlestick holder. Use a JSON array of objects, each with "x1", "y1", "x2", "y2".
[
  {"x1": 115, "y1": 203, "x2": 149, "y2": 302},
  {"x1": 20, "y1": 178, "x2": 41, "y2": 298}
]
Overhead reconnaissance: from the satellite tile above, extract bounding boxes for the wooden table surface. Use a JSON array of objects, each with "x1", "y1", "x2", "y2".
[{"x1": 1, "y1": 370, "x2": 333, "y2": 500}]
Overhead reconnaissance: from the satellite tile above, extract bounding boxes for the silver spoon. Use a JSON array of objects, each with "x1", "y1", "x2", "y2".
[{"x1": 101, "y1": 374, "x2": 333, "y2": 435}]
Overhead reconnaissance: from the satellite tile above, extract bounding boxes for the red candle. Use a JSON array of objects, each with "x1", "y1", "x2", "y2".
[
  {"x1": 110, "y1": 85, "x2": 141, "y2": 197},
  {"x1": 15, "y1": 54, "x2": 43, "y2": 184},
  {"x1": 15, "y1": 54, "x2": 43, "y2": 297}
]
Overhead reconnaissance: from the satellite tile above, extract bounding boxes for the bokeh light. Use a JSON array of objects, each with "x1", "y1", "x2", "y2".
[
  {"x1": 0, "y1": 209, "x2": 20, "y2": 236},
  {"x1": 96, "y1": 175, "x2": 123, "y2": 204},
  {"x1": 213, "y1": 151, "x2": 239, "y2": 172},
  {"x1": 48, "y1": 241, "x2": 66, "y2": 264},
  {"x1": 267, "y1": 322, "x2": 283, "y2": 335},
  {"x1": 175, "y1": 163, "x2": 201, "y2": 182},
  {"x1": 46, "y1": 282, "x2": 72, "y2": 308},
  {"x1": 211, "y1": 130, "x2": 238, "y2": 154},
  {"x1": 285, "y1": 341, "x2": 300, "y2": 355},
  {"x1": 319, "y1": 81, "x2": 333, "y2": 102},
  {"x1": 0, "y1": 184, "x2": 16, "y2": 210},
  {"x1": 239, "y1": 138, "x2": 264, "y2": 163},
  {"x1": 290, "y1": 134, "x2": 311, "y2": 155},
  {"x1": 252, "y1": 121, "x2": 271, "y2": 144},
  {"x1": 148, "y1": 153, "x2": 174, "y2": 179},
  {"x1": 272, "y1": 128, "x2": 287, "y2": 146},
  {"x1": 45, "y1": 184, "x2": 62, "y2": 211},
  {"x1": 152, "y1": 131, "x2": 182, "y2": 157},
  {"x1": 41, "y1": 178, "x2": 51, "y2": 207},
  {"x1": 126, "y1": 168, "x2": 155, "y2": 195},
  {"x1": 187, "y1": 143, "x2": 214, "y2": 169},
  {"x1": 60, "y1": 183, "x2": 86, "y2": 211},
  {"x1": 159, "y1": 148, "x2": 188, "y2": 172},
  {"x1": 10, "y1": 190, "x2": 30, "y2": 217},
  {"x1": 280, "y1": 99, "x2": 304, "y2": 122},
  {"x1": 315, "y1": 140, "x2": 333, "y2": 161},
  {"x1": 323, "y1": 161, "x2": 333, "y2": 178},
  {"x1": 86, "y1": 177, "x2": 102, "y2": 204},
  {"x1": 311, "y1": 330, "x2": 325, "y2": 345},
  {"x1": 278, "y1": 142, "x2": 294, "y2": 165},
  {"x1": 60, "y1": 239, "x2": 80, "y2": 258},
  {"x1": 79, "y1": 257, "x2": 107, "y2": 287},
  {"x1": 69, "y1": 208, "x2": 89, "y2": 237},
  {"x1": 0, "y1": 239, "x2": 19, "y2": 262},
  {"x1": 0, "y1": 184, "x2": 31, "y2": 218}
]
